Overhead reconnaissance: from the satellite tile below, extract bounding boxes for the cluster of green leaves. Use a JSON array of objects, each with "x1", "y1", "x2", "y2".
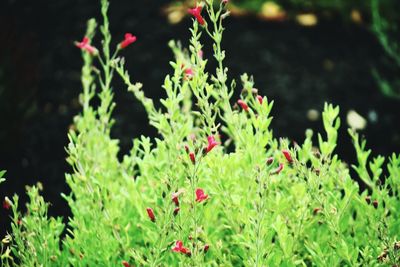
[{"x1": 2, "y1": 0, "x2": 400, "y2": 266}]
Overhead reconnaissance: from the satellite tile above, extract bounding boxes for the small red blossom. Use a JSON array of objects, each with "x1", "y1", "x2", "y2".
[
  {"x1": 282, "y1": 149, "x2": 293, "y2": 164},
  {"x1": 222, "y1": 0, "x2": 229, "y2": 4},
  {"x1": 195, "y1": 188, "x2": 208, "y2": 202},
  {"x1": 184, "y1": 68, "x2": 194, "y2": 80},
  {"x1": 3, "y1": 197, "x2": 11, "y2": 210},
  {"x1": 237, "y1": 99, "x2": 249, "y2": 111},
  {"x1": 173, "y1": 207, "x2": 180, "y2": 216},
  {"x1": 256, "y1": 95, "x2": 263, "y2": 104},
  {"x1": 122, "y1": 260, "x2": 131, "y2": 267},
  {"x1": 188, "y1": 5, "x2": 205, "y2": 26},
  {"x1": 184, "y1": 145, "x2": 190, "y2": 154},
  {"x1": 172, "y1": 240, "x2": 191, "y2": 255},
  {"x1": 271, "y1": 163, "x2": 284, "y2": 175},
  {"x1": 172, "y1": 190, "x2": 183, "y2": 206},
  {"x1": 75, "y1": 37, "x2": 97, "y2": 54},
  {"x1": 203, "y1": 244, "x2": 210, "y2": 253},
  {"x1": 119, "y1": 33, "x2": 137, "y2": 49},
  {"x1": 365, "y1": 195, "x2": 371, "y2": 204},
  {"x1": 198, "y1": 50, "x2": 204, "y2": 59},
  {"x1": 373, "y1": 200, "x2": 378, "y2": 209},
  {"x1": 189, "y1": 152, "x2": 196, "y2": 164},
  {"x1": 205, "y1": 135, "x2": 219, "y2": 153},
  {"x1": 266, "y1": 157, "x2": 274, "y2": 165},
  {"x1": 146, "y1": 208, "x2": 156, "y2": 222}
]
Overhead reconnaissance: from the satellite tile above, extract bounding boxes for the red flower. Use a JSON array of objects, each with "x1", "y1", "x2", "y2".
[
  {"x1": 184, "y1": 68, "x2": 194, "y2": 80},
  {"x1": 205, "y1": 135, "x2": 219, "y2": 153},
  {"x1": 198, "y1": 50, "x2": 204, "y2": 59},
  {"x1": 146, "y1": 208, "x2": 156, "y2": 222},
  {"x1": 75, "y1": 37, "x2": 97, "y2": 54},
  {"x1": 184, "y1": 145, "x2": 190, "y2": 154},
  {"x1": 172, "y1": 190, "x2": 183, "y2": 206},
  {"x1": 237, "y1": 99, "x2": 249, "y2": 111},
  {"x1": 256, "y1": 95, "x2": 263, "y2": 104},
  {"x1": 3, "y1": 197, "x2": 11, "y2": 210},
  {"x1": 119, "y1": 33, "x2": 137, "y2": 49},
  {"x1": 271, "y1": 163, "x2": 284, "y2": 175},
  {"x1": 266, "y1": 157, "x2": 274, "y2": 165},
  {"x1": 222, "y1": 0, "x2": 229, "y2": 4},
  {"x1": 188, "y1": 5, "x2": 205, "y2": 26},
  {"x1": 195, "y1": 188, "x2": 208, "y2": 202},
  {"x1": 203, "y1": 244, "x2": 210, "y2": 253},
  {"x1": 173, "y1": 207, "x2": 180, "y2": 216},
  {"x1": 172, "y1": 240, "x2": 191, "y2": 255},
  {"x1": 122, "y1": 260, "x2": 131, "y2": 267},
  {"x1": 282, "y1": 149, "x2": 293, "y2": 163},
  {"x1": 189, "y1": 152, "x2": 196, "y2": 164}
]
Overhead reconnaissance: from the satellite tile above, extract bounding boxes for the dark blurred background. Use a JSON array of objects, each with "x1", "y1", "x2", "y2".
[{"x1": 1, "y1": 0, "x2": 399, "y2": 236}]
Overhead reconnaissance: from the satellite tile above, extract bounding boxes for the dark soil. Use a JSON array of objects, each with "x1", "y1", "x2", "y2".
[{"x1": 1, "y1": 0, "x2": 399, "y2": 236}]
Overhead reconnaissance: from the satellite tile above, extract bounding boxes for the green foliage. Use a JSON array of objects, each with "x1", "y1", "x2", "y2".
[
  {"x1": 371, "y1": 0, "x2": 400, "y2": 99},
  {"x1": 2, "y1": 0, "x2": 400, "y2": 266}
]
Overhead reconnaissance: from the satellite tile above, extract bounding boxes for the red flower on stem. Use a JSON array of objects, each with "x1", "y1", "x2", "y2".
[
  {"x1": 122, "y1": 260, "x2": 131, "y2": 267},
  {"x1": 184, "y1": 68, "x2": 194, "y2": 80},
  {"x1": 266, "y1": 157, "x2": 274, "y2": 165},
  {"x1": 146, "y1": 208, "x2": 156, "y2": 222},
  {"x1": 119, "y1": 33, "x2": 137, "y2": 49},
  {"x1": 282, "y1": 149, "x2": 293, "y2": 164},
  {"x1": 184, "y1": 145, "x2": 190, "y2": 154},
  {"x1": 75, "y1": 37, "x2": 97, "y2": 54},
  {"x1": 188, "y1": 5, "x2": 205, "y2": 26},
  {"x1": 189, "y1": 152, "x2": 196, "y2": 164},
  {"x1": 256, "y1": 95, "x2": 263, "y2": 104},
  {"x1": 172, "y1": 240, "x2": 191, "y2": 255},
  {"x1": 271, "y1": 163, "x2": 284, "y2": 175},
  {"x1": 173, "y1": 207, "x2": 180, "y2": 216},
  {"x1": 195, "y1": 188, "x2": 208, "y2": 202},
  {"x1": 203, "y1": 244, "x2": 210, "y2": 253},
  {"x1": 3, "y1": 197, "x2": 11, "y2": 210},
  {"x1": 222, "y1": 0, "x2": 229, "y2": 4},
  {"x1": 205, "y1": 135, "x2": 219, "y2": 153},
  {"x1": 172, "y1": 190, "x2": 183, "y2": 206},
  {"x1": 237, "y1": 99, "x2": 249, "y2": 112}
]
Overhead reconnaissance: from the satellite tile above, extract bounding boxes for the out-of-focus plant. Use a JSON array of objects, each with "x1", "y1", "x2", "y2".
[
  {"x1": 371, "y1": 0, "x2": 400, "y2": 99},
  {"x1": 2, "y1": 0, "x2": 400, "y2": 266}
]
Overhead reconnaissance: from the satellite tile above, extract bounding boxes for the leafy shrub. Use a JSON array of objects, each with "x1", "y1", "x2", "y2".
[{"x1": 2, "y1": 0, "x2": 400, "y2": 266}]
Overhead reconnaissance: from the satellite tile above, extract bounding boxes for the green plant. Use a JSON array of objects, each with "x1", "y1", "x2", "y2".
[
  {"x1": 2, "y1": 0, "x2": 400, "y2": 266},
  {"x1": 371, "y1": 0, "x2": 400, "y2": 99}
]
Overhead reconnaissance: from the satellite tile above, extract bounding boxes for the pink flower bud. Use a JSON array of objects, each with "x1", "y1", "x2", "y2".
[
  {"x1": 271, "y1": 163, "x2": 284, "y2": 175},
  {"x1": 3, "y1": 197, "x2": 11, "y2": 210},
  {"x1": 184, "y1": 145, "x2": 190, "y2": 154},
  {"x1": 204, "y1": 244, "x2": 210, "y2": 253},
  {"x1": 122, "y1": 261, "x2": 131, "y2": 267},
  {"x1": 119, "y1": 33, "x2": 137, "y2": 49},
  {"x1": 282, "y1": 149, "x2": 293, "y2": 164},
  {"x1": 75, "y1": 37, "x2": 97, "y2": 54},
  {"x1": 173, "y1": 207, "x2": 180, "y2": 216},
  {"x1": 184, "y1": 68, "x2": 194, "y2": 80},
  {"x1": 256, "y1": 95, "x2": 263, "y2": 104},
  {"x1": 237, "y1": 99, "x2": 249, "y2": 111},
  {"x1": 172, "y1": 190, "x2": 183, "y2": 206},
  {"x1": 146, "y1": 208, "x2": 156, "y2": 222},
  {"x1": 189, "y1": 152, "x2": 196, "y2": 164}
]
